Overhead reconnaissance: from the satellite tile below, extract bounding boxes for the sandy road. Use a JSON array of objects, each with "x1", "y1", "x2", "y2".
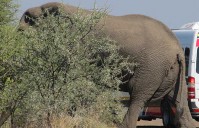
[{"x1": 136, "y1": 119, "x2": 199, "y2": 128}]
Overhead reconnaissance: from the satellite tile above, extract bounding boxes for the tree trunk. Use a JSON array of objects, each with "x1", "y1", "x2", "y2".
[
  {"x1": 47, "y1": 112, "x2": 52, "y2": 128},
  {"x1": 0, "y1": 109, "x2": 11, "y2": 127}
]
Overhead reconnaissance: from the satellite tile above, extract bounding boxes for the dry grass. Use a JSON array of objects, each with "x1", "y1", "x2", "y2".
[
  {"x1": 20, "y1": 113, "x2": 117, "y2": 128},
  {"x1": 50, "y1": 114, "x2": 116, "y2": 128}
]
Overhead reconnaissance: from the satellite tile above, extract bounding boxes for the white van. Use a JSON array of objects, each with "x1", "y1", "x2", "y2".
[{"x1": 173, "y1": 22, "x2": 199, "y2": 120}]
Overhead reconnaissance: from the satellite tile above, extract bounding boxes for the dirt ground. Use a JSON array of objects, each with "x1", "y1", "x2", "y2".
[{"x1": 136, "y1": 119, "x2": 199, "y2": 128}]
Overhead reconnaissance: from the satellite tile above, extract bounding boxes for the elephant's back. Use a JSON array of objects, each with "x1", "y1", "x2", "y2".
[{"x1": 103, "y1": 14, "x2": 183, "y2": 64}]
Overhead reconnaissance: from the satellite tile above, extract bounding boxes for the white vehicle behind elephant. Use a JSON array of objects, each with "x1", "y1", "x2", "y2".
[{"x1": 173, "y1": 22, "x2": 199, "y2": 121}]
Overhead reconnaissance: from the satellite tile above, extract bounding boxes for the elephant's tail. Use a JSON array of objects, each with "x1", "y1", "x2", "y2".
[
  {"x1": 175, "y1": 53, "x2": 185, "y2": 108},
  {"x1": 174, "y1": 54, "x2": 187, "y2": 118},
  {"x1": 177, "y1": 54, "x2": 184, "y2": 104}
]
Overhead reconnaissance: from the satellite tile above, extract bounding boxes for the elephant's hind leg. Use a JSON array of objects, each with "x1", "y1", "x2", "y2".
[
  {"x1": 165, "y1": 58, "x2": 195, "y2": 128},
  {"x1": 174, "y1": 80, "x2": 196, "y2": 128}
]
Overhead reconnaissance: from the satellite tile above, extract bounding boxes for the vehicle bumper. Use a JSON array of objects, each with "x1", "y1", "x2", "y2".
[{"x1": 189, "y1": 99, "x2": 199, "y2": 119}]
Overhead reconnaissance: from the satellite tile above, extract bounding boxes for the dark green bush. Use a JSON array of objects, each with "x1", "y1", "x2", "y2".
[
  {"x1": 0, "y1": 1, "x2": 29, "y2": 127},
  {"x1": 1, "y1": 5, "x2": 135, "y2": 128}
]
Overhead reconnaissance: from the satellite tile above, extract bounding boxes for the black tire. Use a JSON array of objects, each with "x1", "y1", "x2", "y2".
[{"x1": 161, "y1": 99, "x2": 176, "y2": 128}]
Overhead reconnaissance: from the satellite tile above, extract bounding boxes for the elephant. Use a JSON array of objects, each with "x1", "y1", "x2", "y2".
[{"x1": 18, "y1": 2, "x2": 196, "y2": 128}]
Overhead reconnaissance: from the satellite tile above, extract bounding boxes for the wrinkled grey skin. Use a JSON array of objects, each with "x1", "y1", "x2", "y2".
[{"x1": 19, "y1": 2, "x2": 196, "y2": 128}]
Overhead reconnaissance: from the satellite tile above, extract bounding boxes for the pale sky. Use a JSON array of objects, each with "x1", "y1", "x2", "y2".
[{"x1": 16, "y1": 0, "x2": 199, "y2": 29}]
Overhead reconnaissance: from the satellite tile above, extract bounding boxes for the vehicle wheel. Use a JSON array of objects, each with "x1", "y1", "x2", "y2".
[{"x1": 161, "y1": 99, "x2": 175, "y2": 128}]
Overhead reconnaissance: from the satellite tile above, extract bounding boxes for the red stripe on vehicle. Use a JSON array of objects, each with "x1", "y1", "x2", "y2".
[
  {"x1": 145, "y1": 107, "x2": 176, "y2": 116},
  {"x1": 192, "y1": 108, "x2": 199, "y2": 113},
  {"x1": 145, "y1": 107, "x2": 161, "y2": 116},
  {"x1": 196, "y1": 39, "x2": 199, "y2": 46}
]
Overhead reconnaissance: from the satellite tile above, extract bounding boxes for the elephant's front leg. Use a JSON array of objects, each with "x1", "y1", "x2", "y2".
[
  {"x1": 120, "y1": 99, "x2": 145, "y2": 128},
  {"x1": 119, "y1": 75, "x2": 156, "y2": 128}
]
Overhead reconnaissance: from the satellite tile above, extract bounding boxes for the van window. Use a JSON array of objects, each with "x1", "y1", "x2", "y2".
[
  {"x1": 196, "y1": 48, "x2": 199, "y2": 73},
  {"x1": 173, "y1": 30, "x2": 195, "y2": 75},
  {"x1": 185, "y1": 47, "x2": 190, "y2": 76}
]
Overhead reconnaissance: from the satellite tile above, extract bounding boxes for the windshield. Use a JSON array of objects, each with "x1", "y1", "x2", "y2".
[{"x1": 174, "y1": 31, "x2": 195, "y2": 76}]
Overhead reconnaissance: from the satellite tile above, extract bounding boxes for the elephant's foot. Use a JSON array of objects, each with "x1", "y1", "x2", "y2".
[
  {"x1": 176, "y1": 107, "x2": 196, "y2": 128},
  {"x1": 178, "y1": 117, "x2": 196, "y2": 128},
  {"x1": 116, "y1": 123, "x2": 125, "y2": 128},
  {"x1": 116, "y1": 122, "x2": 136, "y2": 128},
  {"x1": 116, "y1": 121, "x2": 133, "y2": 128}
]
